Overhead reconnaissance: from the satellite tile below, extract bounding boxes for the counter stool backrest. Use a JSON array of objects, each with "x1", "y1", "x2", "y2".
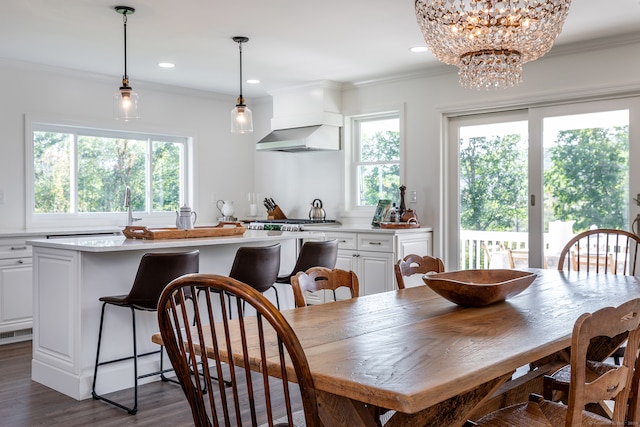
[
  {"x1": 229, "y1": 244, "x2": 281, "y2": 293},
  {"x1": 127, "y1": 250, "x2": 200, "y2": 309},
  {"x1": 277, "y1": 240, "x2": 338, "y2": 284}
]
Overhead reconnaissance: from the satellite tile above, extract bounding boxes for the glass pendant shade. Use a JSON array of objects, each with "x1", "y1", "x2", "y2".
[
  {"x1": 231, "y1": 101, "x2": 253, "y2": 133},
  {"x1": 114, "y1": 86, "x2": 140, "y2": 121},
  {"x1": 415, "y1": 0, "x2": 572, "y2": 89}
]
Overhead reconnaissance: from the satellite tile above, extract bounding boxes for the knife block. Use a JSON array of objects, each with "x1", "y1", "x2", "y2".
[{"x1": 267, "y1": 206, "x2": 287, "y2": 220}]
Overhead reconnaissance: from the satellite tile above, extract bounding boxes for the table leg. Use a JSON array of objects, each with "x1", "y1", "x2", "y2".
[
  {"x1": 384, "y1": 373, "x2": 512, "y2": 427},
  {"x1": 315, "y1": 373, "x2": 511, "y2": 427},
  {"x1": 316, "y1": 389, "x2": 379, "y2": 427}
]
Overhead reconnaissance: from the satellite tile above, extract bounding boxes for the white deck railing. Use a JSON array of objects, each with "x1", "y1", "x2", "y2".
[{"x1": 459, "y1": 230, "x2": 559, "y2": 269}]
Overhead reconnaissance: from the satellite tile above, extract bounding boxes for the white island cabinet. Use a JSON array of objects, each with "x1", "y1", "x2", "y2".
[
  {"x1": 0, "y1": 237, "x2": 37, "y2": 342},
  {"x1": 28, "y1": 230, "x2": 322, "y2": 400}
]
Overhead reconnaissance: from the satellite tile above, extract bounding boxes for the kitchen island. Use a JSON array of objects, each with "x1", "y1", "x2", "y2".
[{"x1": 28, "y1": 230, "x2": 323, "y2": 400}]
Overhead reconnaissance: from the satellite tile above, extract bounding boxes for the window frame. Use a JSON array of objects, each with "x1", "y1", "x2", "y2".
[
  {"x1": 25, "y1": 113, "x2": 195, "y2": 229},
  {"x1": 343, "y1": 108, "x2": 404, "y2": 217}
]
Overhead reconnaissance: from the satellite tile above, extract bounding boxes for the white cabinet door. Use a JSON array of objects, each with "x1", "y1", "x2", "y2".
[
  {"x1": 336, "y1": 249, "x2": 393, "y2": 296},
  {"x1": 334, "y1": 250, "x2": 358, "y2": 300},
  {"x1": 0, "y1": 258, "x2": 33, "y2": 331},
  {"x1": 396, "y1": 233, "x2": 432, "y2": 260},
  {"x1": 357, "y1": 251, "x2": 394, "y2": 295}
]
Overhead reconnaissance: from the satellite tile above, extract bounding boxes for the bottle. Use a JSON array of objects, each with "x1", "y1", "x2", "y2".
[{"x1": 389, "y1": 203, "x2": 397, "y2": 222}]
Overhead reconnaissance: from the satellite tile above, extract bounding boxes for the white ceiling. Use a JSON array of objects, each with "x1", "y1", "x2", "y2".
[{"x1": 2, "y1": 0, "x2": 640, "y2": 98}]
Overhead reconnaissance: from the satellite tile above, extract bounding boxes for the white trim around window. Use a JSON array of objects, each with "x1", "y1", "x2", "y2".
[
  {"x1": 25, "y1": 113, "x2": 196, "y2": 229},
  {"x1": 342, "y1": 105, "x2": 405, "y2": 218}
]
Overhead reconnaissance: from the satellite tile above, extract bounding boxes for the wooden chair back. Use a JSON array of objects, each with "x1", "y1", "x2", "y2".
[
  {"x1": 291, "y1": 267, "x2": 359, "y2": 307},
  {"x1": 157, "y1": 274, "x2": 321, "y2": 427},
  {"x1": 557, "y1": 229, "x2": 640, "y2": 275},
  {"x1": 394, "y1": 254, "x2": 445, "y2": 289},
  {"x1": 567, "y1": 298, "x2": 640, "y2": 426}
]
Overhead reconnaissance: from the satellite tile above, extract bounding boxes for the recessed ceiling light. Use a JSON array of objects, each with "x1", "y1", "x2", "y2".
[
  {"x1": 246, "y1": 79, "x2": 261, "y2": 84},
  {"x1": 158, "y1": 62, "x2": 175, "y2": 68},
  {"x1": 409, "y1": 46, "x2": 429, "y2": 53}
]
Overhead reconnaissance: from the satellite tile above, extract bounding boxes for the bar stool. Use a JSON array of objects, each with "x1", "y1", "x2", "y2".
[
  {"x1": 91, "y1": 250, "x2": 199, "y2": 415},
  {"x1": 199, "y1": 244, "x2": 281, "y2": 313},
  {"x1": 276, "y1": 239, "x2": 339, "y2": 287},
  {"x1": 229, "y1": 243, "x2": 281, "y2": 310}
]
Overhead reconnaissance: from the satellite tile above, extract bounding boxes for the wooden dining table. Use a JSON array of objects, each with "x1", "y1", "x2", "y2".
[{"x1": 153, "y1": 268, "x2": 640, "y2": 426}]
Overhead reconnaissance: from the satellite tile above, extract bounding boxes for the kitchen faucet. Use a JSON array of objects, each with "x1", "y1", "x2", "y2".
[{"x1": 124, "y1": 186, "x2": 141, "y2": 226}]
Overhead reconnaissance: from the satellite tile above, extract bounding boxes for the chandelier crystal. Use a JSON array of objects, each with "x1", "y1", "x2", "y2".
[{"x1": 415, "y1": 0, "x2": 572, "y2": 89}]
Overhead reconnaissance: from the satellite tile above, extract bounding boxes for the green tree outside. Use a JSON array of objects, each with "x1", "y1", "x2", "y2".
[
  {"x1": 359, "y1": 130, "x2": 400, "y2": 206},
  {"x1": 544, "y1": 126, "x2": 628, "y2": 232},
  {"x1": 460, "y1": 133, "x2": 528, "y2": 232},
  {"x1": 33, "y1": 132, "x2": 182, "y2": 214}
]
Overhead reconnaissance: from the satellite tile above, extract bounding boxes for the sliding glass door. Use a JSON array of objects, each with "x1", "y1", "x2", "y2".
[{"x1": 446, "y1": 97, "x2": 639, "y2": 270}]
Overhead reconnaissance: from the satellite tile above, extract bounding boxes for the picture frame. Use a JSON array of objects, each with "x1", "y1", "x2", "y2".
[{"x1": 371, "y1": 199, "x2": 391, "y2": 227}]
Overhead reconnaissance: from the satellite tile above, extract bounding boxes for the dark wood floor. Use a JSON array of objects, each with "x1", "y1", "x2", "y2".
[{"x1": 0, "y1": 340, "x2": 297, "y2": 426}]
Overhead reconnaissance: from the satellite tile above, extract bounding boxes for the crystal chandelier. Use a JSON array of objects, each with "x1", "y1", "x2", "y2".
[{"x1": 415, "y1": 0, "x2": 572, "y2": 89}]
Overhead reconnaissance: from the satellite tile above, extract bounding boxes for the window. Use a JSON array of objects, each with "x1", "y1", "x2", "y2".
[
  {"x1": 347, "y1": 112, "x2": 401, "y2": 211},
  {"x1": 27, "y1": 116, "x2": 191, "y2": 227},
  {"x1": 446, "y1": 97, "x2": 636, "y2": 271}
]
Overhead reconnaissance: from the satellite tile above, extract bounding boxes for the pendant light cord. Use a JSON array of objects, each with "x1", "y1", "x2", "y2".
[
  {"x1": 122, "y1": 13, "x2": 129, "y2": 85},
  {"x1": 238, "y1": 41, "x2": 244, "y2": 104}
]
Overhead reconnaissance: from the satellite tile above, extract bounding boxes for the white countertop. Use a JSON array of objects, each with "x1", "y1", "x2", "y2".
[
  {"x1": 28, "y1": 230, "x2": 324, "y2": 253},
  {"x1": 0, "y1": 227, "x2": 122, "y2": 239},
  {"x1": 306, "y1": 224, "x2": 432, "y2": 233}
]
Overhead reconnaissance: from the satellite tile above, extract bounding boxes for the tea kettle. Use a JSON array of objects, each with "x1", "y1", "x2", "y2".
[
  {"x1": 176, "y1": 205, "x2": 197, "y2": 230},
  {"x1": 309, "y1": 199, "x2": 326, "y2": 220}
]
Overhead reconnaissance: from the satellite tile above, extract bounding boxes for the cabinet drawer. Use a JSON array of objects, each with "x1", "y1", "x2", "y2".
[
  {"x1": 324, "y1": 232, "x2": 357, "y2": 250},
  {"x1": 357, "y1": 234, "x2": 394, "y2": 252},
  {"x1": 0, "y1": 257, "x2": 32, "y2": 267},
  {"x1": 0, "y1": 241, "x2": 32, "y2": 259}
]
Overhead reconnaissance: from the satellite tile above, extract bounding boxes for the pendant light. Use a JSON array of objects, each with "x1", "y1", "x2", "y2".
[
  {"x1": 113, "y1": 6, "x2": 140, "y2": 120},
  {"x1": 230, "y1": 36, "x2": 253, "y2": 134}
]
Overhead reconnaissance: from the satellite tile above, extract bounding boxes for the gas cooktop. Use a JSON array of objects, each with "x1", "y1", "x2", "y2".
[
  {"x1": 256, "y1": 219, "x2": 338, "y2": 224},
  {"x1": 247, "y1": 219, "x2": 340, "y2": 231}
]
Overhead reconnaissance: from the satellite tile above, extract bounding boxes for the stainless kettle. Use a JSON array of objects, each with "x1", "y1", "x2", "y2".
[{"x1": 309, "y1": 199, "x2": 326, "y2": 220}]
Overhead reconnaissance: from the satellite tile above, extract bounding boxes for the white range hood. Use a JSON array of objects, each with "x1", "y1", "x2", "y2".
[{"x1": 256, "y1": 81, "x2": 343, "y2": 152}]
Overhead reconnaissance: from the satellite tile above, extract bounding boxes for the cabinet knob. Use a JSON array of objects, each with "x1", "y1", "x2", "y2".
[{"x1": 17, "y1": 259, "x2": 24, "y2": 264}]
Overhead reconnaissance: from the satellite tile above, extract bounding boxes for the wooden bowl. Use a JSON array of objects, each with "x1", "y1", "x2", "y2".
[{"x1": 422, "y1": 269, "x2": 537, "y2": 307}]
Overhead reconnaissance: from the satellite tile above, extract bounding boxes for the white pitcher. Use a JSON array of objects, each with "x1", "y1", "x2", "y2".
[{"x1": 216, "y1": 200, "x2": 235, "y2": 218}]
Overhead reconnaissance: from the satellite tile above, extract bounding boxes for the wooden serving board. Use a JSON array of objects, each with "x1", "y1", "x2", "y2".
[
  {"x1": 123, "y1": 222, "x2": 246, "y2": 240},
  {"x1": 379, "y1": 221, "x2": 421, "y2": 229}
]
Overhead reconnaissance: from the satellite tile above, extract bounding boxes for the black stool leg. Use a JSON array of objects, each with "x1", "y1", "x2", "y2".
[
  {"x1": 270, "y1": 285, "x2": 281, "y2": 309},
  {"x1": 130, "y1": 306, "x2": 138, "y2": 414},
  {"x1": 91, "y1": 304, "x2": 139, "y2": 415},
  {"x1": 91, "y1": 301, "x2": 108, "y2": 400}
]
